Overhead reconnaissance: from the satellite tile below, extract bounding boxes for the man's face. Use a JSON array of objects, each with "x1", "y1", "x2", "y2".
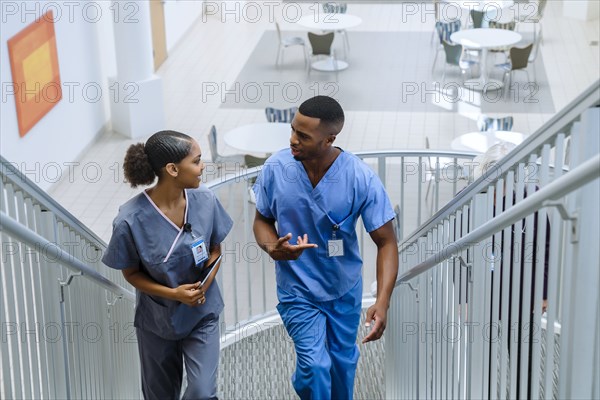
[{"x1": 289, "y1": 112, "x2": 335, "y2": 162}]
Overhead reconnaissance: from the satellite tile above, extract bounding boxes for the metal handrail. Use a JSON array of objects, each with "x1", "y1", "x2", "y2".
[
  {"x1": 203, "y1": 149, "x2": 479, "y2": 189},
  {"x1": 1, "y1": 148, "x2": 477, "y2": 311},
  {"x1": 1, "y1": 148, "x2": 477, "y2": 323},
  {"x1": 1, "y1": 155, "x2": 107, "y2": 249},
  {"x1": 399, "y1": 79, "x2": 600, "y2": 251},
  {"x1": 0, "y1": 211, "x2": 135, "y2": 302},
  {"x1": 396, "y1": 154, "x2": 600, "y2": 284}
]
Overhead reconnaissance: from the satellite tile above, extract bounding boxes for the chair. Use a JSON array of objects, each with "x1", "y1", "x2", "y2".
[
  {"x1": 208, "y1": 125, "x2": 244, "y2": 166},
  {"x1": 477, "y1": 115, "x2": 514, "y2": 132},
  {"x1": 489, "y1": 20, "x2": 517, "y2": 30},
  {"x1": 307, "y1": 32, "x2": 338, "y2": 80},
  {"x1": 495, "y1": 44, "x2": 535, "y2": 98},
  {"x1": 439, "y1": 40, "x2": 477, "y2": 83},
  {"x1": 517, "y1": 0, "x2": 547, "y2": 46},
  {"x1": 520, "y1": 0, "x2": 547, "y2": 63},
  {"x1": 470, "y1": 9, "x2": 486, "y2": 29},
  {"x1": 265, "y1": 107, "x2": 298, "y2": 123},
  {"x1": 430, "y1": 0, "x2": 457, "y2": 44},
  {"x1": 489, "y1": 20, "x2": 518, "y2": 62},
  {"x1": 208, "y1": 126, "x2": 266, "y2": 168},
  {"x1": 322, "y1": 2, "x2": 347, "y2": 13},
  {"x1": 432, "y1": 19, "x2": 462, "y2": 73},
  {"x1": 322, "y1": 2, "x2": 350, "y2": 56},
  {"x1": 275, "y1": 22, "x2": 307, "y2": 67}
]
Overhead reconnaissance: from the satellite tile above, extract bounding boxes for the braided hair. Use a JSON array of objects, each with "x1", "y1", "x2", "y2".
[{"x1": 123, "y1": 130, "x2": 192, "y2": 187}]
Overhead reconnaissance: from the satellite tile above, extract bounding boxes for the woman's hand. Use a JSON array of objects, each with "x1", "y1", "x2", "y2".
[
  {"x1": 172, "y1": 283, "x2": 205, "y2": 306},
  {"x1": 122, "y1": 266, "x2": 206, "y2": 306}
]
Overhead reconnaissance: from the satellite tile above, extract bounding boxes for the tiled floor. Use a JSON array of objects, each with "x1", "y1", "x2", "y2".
[
  {"x1": 49, "y1": 1, "x2": 600, "y2": 243},
  {"x1": 225, "y1": 30, "x2": 556, "y2": 113}
]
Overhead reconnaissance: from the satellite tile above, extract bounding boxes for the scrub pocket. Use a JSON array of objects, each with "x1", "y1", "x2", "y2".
[{"x1": 136, "y1": 294, "x2": 175, "y2": 340}]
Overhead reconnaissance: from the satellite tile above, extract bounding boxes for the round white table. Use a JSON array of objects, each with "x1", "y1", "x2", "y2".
[
  {"x1": 223, "y1": 122, "x2": 290, "y2": 154},
  {"x1": 450, "y1": 28, "x2": 522, "y2": 91},
  {"x1": 297, "y1": 14, "x2": 362, "y2": 71},
  {"x1": 441, "y1": 0, "x2": 515, "y2": 23},
  {"x1": 451, "y1": 130, "x2": 528, "y2": 153}
]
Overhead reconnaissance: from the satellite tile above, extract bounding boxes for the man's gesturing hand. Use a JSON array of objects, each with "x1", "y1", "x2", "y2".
[{"x1": 267, "y1": 233, "x2": 318, "y2": 260}]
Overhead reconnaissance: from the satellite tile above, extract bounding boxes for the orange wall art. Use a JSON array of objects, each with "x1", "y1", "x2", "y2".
[{"x1": 8, "y1": 11, "x2": 62, "y2": 137}]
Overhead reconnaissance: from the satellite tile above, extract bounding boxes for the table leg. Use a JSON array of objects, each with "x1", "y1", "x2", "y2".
[{"x1": 464, "y1": 48, "x2": 503, "y2": 92}]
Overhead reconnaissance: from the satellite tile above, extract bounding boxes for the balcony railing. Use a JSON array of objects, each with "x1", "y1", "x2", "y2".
[
  {"x1": 1, "y1": 147, "x2": 476, "y2": 398},
  {"x1": 384, "y1": 80, "x2": 600, "y2": 399}
]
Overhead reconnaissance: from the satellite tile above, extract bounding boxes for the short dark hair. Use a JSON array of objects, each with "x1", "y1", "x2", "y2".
[
  {"x1": 123, "y1": 130, "x2": 192, "y2": 187},
  {"x1": 298, "y1": 96, "x2": 344, "y2": 133}
]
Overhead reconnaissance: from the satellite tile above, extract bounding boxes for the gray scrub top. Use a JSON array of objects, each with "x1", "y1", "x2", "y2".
[{"x1": 102, "y1": 186, "x2": 233, "y2": 340}]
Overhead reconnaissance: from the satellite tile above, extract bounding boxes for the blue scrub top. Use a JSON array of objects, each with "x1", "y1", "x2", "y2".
[
  {"x1": 102, "y1": 186, "x2": 233, "y2": 340},
  {"x1": 253, "y1": 149, "x2": 395, "y2": 302}
]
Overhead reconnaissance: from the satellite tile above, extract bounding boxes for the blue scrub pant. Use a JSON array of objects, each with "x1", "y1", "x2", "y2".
[
  {"x1": 136, "y1": 314, "x2": 220, "y2": 400},
  {"x1": 276, "y1": 281, "x2": 362, "y2": 400}
]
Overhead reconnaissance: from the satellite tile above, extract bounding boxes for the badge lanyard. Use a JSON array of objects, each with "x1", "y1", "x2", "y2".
[
  {"x1": 328, "y1": 224, "x2": 344, "y2": 257},
  {"x1": 311, "y1": 196, "x2": 353, "y2": 258},
  {"x1": 185, "y1": 222, "x2": 209, "y2": 266}
]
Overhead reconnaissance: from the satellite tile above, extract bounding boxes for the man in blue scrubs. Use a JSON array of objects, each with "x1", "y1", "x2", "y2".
[{"x1": 253, "y1": 96, "x2": 399, "y2": 399}]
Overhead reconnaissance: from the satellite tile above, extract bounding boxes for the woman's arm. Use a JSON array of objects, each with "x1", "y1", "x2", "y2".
[{"x1": 122, "y1": 265, "x2": 204, "y2": 306}]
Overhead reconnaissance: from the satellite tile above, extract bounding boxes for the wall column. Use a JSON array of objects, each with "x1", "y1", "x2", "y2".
[{"x1": 110, "y1": 0, "x2": 165, "y2": 139}]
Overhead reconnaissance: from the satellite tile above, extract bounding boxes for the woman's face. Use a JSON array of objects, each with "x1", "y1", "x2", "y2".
[{"x1": 175, "y1": 140, "x2": 205, "y2": 189}]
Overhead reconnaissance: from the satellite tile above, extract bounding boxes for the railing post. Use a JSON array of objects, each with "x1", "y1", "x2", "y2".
[
  {"x1": 559, "y1": 108, "x2": 600, "y2": 399},
  {"x1": 38, "y1": 210, "x2": 68, "y2": 398},
  {"x1": 105, "y1": 293, "x2": 123, "y2": 400},
  {"x1": 468, "y1": 193, "x2": 492, "y2": 399},
  {"x1": 58, "y1": 272, "x2": 83, "y2": 400}
]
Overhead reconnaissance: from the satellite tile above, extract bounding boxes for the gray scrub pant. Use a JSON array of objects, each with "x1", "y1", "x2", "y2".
[{"x1": 136, "y1": 315, "x2": 220, "y2": 400}]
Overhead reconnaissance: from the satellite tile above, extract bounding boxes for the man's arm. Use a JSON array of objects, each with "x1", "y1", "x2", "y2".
[
  {"x1": 253, "y1": 210, "x2": 318, "y2": 260},
  {"x1": 362, "y1": 220, "x2": 399, "y2": 343}
]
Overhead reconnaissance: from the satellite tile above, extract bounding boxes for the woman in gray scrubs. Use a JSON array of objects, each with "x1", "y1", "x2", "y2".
[{"x1": 102, "y1": 130, "x2": 233, "y2": 399}]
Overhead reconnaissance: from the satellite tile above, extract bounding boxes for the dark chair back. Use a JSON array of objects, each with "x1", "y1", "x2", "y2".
[
  {"x1": 509, "y1": 44, "x2": 534, "y2": 70},
  {"x1": 308, "y1": 32, "x2": 335, "y2": 56},
  {"x1": 442, "y1": 40, "x2": 463, "y2": 66},
  {"x1": 470, "y1": 9, "x2": 485, "y2": 28}
]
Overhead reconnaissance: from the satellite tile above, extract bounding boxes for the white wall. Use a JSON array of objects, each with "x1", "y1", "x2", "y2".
[
  {"x1": 562, "y1": 0, "x2": 600, "y2": 21},
  {"x1": 163, "y1": 0, "x2": 204, "y2": 52},
  {"x1": 0, "y1": 1, "x2": 116, "y2": 191}
]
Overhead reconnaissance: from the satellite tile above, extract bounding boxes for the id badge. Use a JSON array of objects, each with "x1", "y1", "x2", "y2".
[
  {"x1": 328, "y1": 239, "x2": 344, "y2": 257},
  {"x1": 190, "y1": 238, "x2": 209, "y2": 266}
]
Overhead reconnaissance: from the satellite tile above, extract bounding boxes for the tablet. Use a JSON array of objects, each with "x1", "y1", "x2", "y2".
[{"x1": 199, "y1": 255, "x2": 222, "y2": 286}]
